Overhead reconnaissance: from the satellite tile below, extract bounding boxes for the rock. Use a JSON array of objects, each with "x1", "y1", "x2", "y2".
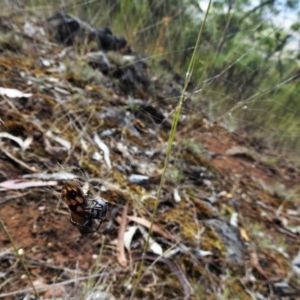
[
  {"x1": 85, "y1": 51, "x2": 110, "y2": 74},
  {"x1": 205, "y1": 219, "x2": 244, "y2": 264},
  {"x1": 47, "y1": 12, "x2": 81, "y2": 45},
  {"x1": 46, "y1": 12, "x2": 128, "y2": 53},
  {"x1": 86, "y1": 291, "x2": 116, "y2": 300}
]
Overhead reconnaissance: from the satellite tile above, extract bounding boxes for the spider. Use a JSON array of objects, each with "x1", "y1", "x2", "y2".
[
  {"x1": 61, "y1": 180, "x2": 108, "y2": 235},
  {"x1": 70, "y1": 197, "x2": 108, "y2": 234},
  {"x1": 85, "y1": 197, "x2": 107, "y2": 219}
]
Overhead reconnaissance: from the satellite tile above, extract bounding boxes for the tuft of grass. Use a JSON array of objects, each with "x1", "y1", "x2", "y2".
[
  {"x1": 64, "y1": 59, "x2": 104, "y2": 84},
  {"x1": 244, "y1": 221, "x2": 287, "y2": 254},
  {"x1": 0, "y1": 32, "x2": 23, "y2": 52},
  {"x1": 0, "y1": 218, "x2": 39, "y2": 299},
  {"x1": 81, "y1": 236, "x2": 106, "y2": 299}
]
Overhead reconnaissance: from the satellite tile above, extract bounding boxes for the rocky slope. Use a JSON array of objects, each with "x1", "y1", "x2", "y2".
[{"x1": 0, "y1": 10, "x2": 300, "y2": 300}]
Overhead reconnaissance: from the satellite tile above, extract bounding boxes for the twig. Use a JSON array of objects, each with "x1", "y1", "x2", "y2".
[{"x1": 117, "y1": 202, "x2": 128, "y2": 267}]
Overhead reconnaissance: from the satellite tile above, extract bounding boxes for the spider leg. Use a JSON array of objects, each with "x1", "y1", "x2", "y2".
[
  {"x1": 82, "y1": 219, "x2": 102, "y2": 234},
  {"x1": 69, "y1": 216, "x2": 102, "y2": 234},
  {"x1": 92, "y1": 219, "x2": 102, "y2": 232},
  {"x1": 69, "y1": 216, "x2": 90, "y2": 228}
]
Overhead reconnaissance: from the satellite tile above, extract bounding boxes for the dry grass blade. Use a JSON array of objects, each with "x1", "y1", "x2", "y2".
[{"x1": 0, "y1": 148, "x2": 37, "y2": 172}]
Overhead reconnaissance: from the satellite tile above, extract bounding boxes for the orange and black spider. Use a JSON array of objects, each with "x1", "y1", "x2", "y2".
[{"x1": 61, "y1": 180, "x2": 107, "y2": 235}]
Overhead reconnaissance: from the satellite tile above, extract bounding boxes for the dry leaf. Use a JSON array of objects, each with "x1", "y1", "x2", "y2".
[
  {"x1": 0, "y1": 132, "x2": 32, "y2": 151},
  {"x1": 173, "y1": 188, "x2": 181, "y2": 202},
  {"x1": 126, "y1": 216, "x2": 173, "y2": 240},
  {"x1": 0, "y1": 179, "x2": 57, "y2": 190},
  {"x1": 23, "y1": 172, "x2": 78, "y2": 181},
  {"x1": 123, "y1": 226, "x2": 138, "y2": 251},
  {"x1": 292, "y1": 247, "x2": 300, "y2": 275},
  {"x1": 94, "y1": 134, "x2": 112, "y2": 169},
  {"x1": 230, "y1": 212, "x2": 238, "y2": 227},
  {"x1": 44, "y1": 138, "x2": 68, "y2": 157},
  {"x1": 197, "y1": 250, "x2": 213, "y2": 257},
  {"x1": 128, "y1": 174, "x2": 149, "y2": 184},
  {"x1": 226, "y1": 146, "x2": 250, "y2": 156},
  {"x1": 80, "y1": 138, "x2": 89, "y2": 152},
  {"x1": 239, "y1": 228, "x2": 250, "y2": 242},
  {"x1": 92, "y1": 151, "x2": 102, "y2": 161},
  {"x1": 0, "y1": 87, "x2": 32, "y2": 98},
  {"x1": 45, "y1": 131, "x2": 71, "y2": 151},
  {"x1": 23, "y1": 136, "x2": 33, "y2": 150},
  {"x1": 149, "y1": 241, "x2": 163, "y2": 255},
  {"x1": 138, "y1": 225, "x2": 163, "y2": 255}
]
